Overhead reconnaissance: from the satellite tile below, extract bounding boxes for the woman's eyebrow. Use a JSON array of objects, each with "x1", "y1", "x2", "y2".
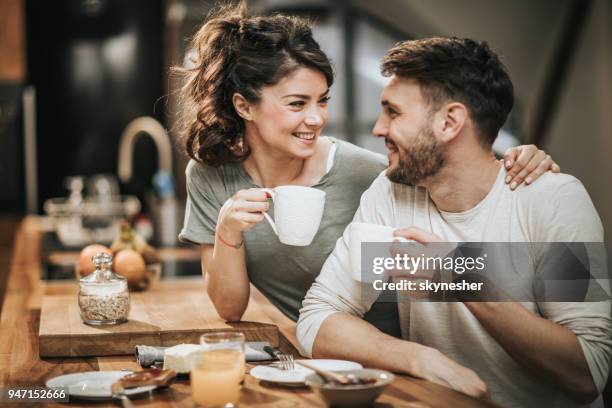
[
  {"x1": 282, "y1": 89, "x2": 330, "y2": 99},
  {"x1": 282, "y1": 94, "x2": 310, "y2": 99}
]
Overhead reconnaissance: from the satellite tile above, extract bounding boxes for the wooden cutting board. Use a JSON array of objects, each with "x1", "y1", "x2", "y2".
[{"x1": 39, "y1": 278, "x2": 280, "y2": 357}]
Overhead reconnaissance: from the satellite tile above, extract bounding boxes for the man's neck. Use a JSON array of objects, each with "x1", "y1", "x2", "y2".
[{"x1": 424, "y1": 146, "x2": 501, "y2": 213}]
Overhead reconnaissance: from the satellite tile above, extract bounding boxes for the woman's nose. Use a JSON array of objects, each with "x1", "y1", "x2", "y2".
[{"x1": 305, "y1": 108, "x2": 325, "y2": 127}]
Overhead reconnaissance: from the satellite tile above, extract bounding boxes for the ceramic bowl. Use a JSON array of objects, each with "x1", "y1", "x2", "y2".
[{"x1": 305, "y1": 368, "x2": 394, "y2": 407}]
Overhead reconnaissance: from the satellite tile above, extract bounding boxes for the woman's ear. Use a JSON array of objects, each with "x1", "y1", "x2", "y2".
[
  {"x1": 438, "y1": 102, "x2": 467, "y2": 143},
  {"x1": 233, "y1": 93, "x2": 253, "y2": 121}
]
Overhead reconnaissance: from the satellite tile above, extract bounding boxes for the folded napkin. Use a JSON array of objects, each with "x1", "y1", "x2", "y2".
[
  {"x1": 244, "y1": 341, "x2": 275, "y2": 361},
  {"x1": 135, "y1": 345, "x2": 166, "y2": 367},
  {"x1": 135, "y1": 342, "x2": 274, "y2": 367}
]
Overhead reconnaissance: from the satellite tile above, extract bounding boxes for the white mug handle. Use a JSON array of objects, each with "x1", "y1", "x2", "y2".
[{"x1": 260, "y1": 188, "x2": 277, "y2": 236}]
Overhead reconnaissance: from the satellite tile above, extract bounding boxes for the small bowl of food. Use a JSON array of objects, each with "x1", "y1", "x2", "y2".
[{"x1": 305, "y1": 369, "x2": 394, "y2": 407}]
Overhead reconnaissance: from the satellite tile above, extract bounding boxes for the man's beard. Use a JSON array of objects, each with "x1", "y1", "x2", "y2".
[{"x1": 386, "y1": 124, "x2": 445, "y2": 185}]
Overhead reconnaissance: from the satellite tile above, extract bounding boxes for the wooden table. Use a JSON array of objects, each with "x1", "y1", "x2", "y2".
[{"x1": 0, "y1": 217, "x2": 495, "y2": 407}]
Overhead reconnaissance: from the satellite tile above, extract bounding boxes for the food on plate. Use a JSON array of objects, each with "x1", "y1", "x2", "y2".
[
  {"x1": 119, "y1": 368, "x2": 176, "y2": 388},
  {"x1": 111, "y1": 368, "x2": 177, "y2": 396}
]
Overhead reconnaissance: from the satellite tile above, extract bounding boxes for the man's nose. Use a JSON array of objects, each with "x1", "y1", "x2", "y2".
[{"x1": 372, "y1": 115, "x2": 388, "y2": 138}]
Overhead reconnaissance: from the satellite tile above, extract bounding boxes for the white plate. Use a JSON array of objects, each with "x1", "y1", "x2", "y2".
[
  {"x1": 46, "y1": 371, "x2": 157, "y2": 400},
  {"x1": 250, "y1": 359, "x2": 363, "y2": 386}
]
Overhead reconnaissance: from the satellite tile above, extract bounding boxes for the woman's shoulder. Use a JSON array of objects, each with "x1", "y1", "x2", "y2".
[
  {"x1": 185, "y1": 159, "x2": 222, "y2": 183},
  {"x1": 330, "y1": 137, "x2": 388, "y2": 173},
  {"x1": 185, "y1": 159, "x2": 245, "y2": 198},
  {"x1": 319, "y1": 137, "x2": 388, "y2": 191}
]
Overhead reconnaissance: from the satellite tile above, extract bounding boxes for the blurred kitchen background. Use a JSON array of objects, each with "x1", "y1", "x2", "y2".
[
  {"x1": 0, "y1": 0, "x2": 611, "y2": 402},
  {"x1": 0, "y1": 0, "x2": 611, "y2": 288}
]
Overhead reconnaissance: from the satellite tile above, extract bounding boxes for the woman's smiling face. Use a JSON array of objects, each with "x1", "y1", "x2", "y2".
[{"x1": 246, "y1": 67, "x2": 330, "y2": 159}]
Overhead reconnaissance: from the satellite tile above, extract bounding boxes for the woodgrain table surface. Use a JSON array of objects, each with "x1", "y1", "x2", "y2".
[{"x1": 0, "y1": 217, "x2": 496, "y2": 407}]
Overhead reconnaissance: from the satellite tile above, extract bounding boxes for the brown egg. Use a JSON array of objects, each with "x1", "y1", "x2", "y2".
[
  {"x1": 113, "y1": 249, "x2": 146, "y2": 285},
  {"x1": 78, "y1": 244, "x2": 112, "y2": 277}
]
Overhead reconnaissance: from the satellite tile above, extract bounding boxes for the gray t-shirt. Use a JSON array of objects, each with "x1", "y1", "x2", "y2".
[{"x1": 179, "y1": 138, "x2": 400, "y2": 333}]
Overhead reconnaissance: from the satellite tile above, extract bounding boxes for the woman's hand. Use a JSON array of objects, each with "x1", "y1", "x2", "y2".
[
  {"x1": 217, "y1": 188, "x2": 270, "y2": 241},
  {"x1": 503, "y1": 144, "x2": 561, "y2": 190}
]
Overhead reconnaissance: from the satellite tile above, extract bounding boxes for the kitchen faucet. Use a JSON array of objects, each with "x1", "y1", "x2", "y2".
[
  {"x1": 117, "y1": 116, "x2": 178, "y2": 246},
  {"x1": 117, "y1": 116, "x2": 173, "y2": 183}
]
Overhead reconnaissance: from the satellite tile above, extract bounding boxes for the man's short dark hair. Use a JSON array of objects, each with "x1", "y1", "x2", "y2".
[{"x1": 381, "y1": 37, "x2": 514, "y2": 146}]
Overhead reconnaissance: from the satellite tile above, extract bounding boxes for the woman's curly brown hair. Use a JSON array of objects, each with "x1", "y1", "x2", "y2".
[{"x1": 174, "y1": 2, "x2": 334, "y2": 166}]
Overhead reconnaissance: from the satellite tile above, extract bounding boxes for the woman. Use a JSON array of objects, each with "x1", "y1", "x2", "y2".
[{"x1": 176, "y1": 4, "x2": 559, "y2": 331}]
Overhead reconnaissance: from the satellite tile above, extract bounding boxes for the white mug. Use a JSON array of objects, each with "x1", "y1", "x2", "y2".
[
  {"x1": 261, "y1": 186, "x2": 326, "y2": 246},
  {"x1": 348, "y1": 222, "x2": 408, "y2": 282}
]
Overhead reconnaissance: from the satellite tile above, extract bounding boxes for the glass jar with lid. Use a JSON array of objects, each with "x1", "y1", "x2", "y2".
[{"x1": 78, "y1": 252, "x2": 130, "y2": 325}]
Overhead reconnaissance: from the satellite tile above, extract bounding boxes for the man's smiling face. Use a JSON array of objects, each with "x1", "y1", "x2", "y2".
[{"x1": 372, "y1": 76, "x2": 445, "y2": 186}]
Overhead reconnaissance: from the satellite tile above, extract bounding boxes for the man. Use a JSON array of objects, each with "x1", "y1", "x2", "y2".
[{"x1": 296, "y1": 37, "x2": 611, "y2": 407}]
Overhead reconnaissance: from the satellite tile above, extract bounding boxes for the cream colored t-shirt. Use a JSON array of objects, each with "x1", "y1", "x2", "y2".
[{"x1": 298, "y1": 166, "x2": 611, "y2": 408}]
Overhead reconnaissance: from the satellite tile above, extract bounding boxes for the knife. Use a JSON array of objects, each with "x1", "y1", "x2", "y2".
[{"x1": 263, "y1": 345, "x2": 281, "y2": 360}]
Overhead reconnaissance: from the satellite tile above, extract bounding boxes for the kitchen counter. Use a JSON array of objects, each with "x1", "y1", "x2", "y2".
[{"x1": 0, "y1": 216, "x2": 495, "y2": 407}]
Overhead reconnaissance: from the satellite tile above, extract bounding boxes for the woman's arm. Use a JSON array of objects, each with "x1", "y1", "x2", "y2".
[
  {"x1": 201, "y1": 242, "x2": 249, "y2": 322},
  {"x1": 202, "y1": 188, "x2": 269, "y2": 322}
]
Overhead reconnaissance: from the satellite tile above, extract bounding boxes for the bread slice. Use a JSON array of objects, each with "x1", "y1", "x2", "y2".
[{"x1": 115, "y1": 368, "x2": 176, "y2": 390}]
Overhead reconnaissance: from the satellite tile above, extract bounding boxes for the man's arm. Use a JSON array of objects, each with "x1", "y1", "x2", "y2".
[
  {"x1": 299, "y1": 277, "x2": 489, "y2": 398},
  {"x1": 313, "y1": 311, "x2": 489, "y2": 398},
  {"x1": 463, "y1": 301, "x2": 600, "y2": 403},
  {"x1": 461, "y1": 240, "x2": 611, "y2": 404}
]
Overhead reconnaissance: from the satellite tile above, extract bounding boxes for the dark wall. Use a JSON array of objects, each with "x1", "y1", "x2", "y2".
[
  {"x1": 26, "y1": 0, "x2": 164, "y2": 211},
  {"x1": 0, "y1": 83, "x2": 24, "y2": 212}
]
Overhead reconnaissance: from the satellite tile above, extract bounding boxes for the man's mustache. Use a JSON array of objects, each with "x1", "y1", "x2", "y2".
[{"x1": 385, "y1": 138, "x2": 399, "y2": 151}]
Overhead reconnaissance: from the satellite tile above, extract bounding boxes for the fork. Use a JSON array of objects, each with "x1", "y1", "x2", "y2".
[
  {"x1": 263, "y1": 346, "x2": 295, "y2": 370},
  {"x1": 279, "y1": 353, "x2": 295, "y2": 371}
]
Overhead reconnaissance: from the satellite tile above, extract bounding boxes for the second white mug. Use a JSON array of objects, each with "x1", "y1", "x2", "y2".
[{"x1": 348, "y1": 222, "x2": 408, "y2": 282}]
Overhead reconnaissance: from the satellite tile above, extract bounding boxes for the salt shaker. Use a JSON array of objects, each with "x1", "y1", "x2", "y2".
[{"x1": 78, "y1": 252, "x2": 130, "y2": 325}]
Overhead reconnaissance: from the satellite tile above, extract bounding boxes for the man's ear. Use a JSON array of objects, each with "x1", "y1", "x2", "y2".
[
  {"x1": 438, "y1": 102, "x2": 468, "y2": 143},
  {"x1": 233, "y1": 93, "x2": 253, "y2": 121}
]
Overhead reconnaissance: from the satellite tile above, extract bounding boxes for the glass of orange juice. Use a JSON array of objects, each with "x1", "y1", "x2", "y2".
[{"x1": 191, "y1": 332, "x2": 245, "y2": 407}]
